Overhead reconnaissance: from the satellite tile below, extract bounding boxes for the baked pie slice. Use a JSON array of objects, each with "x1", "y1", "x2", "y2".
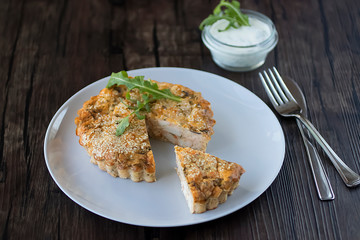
[
  {"x1": 75, "y1": 87, "x2": 156, "y2": 182},
  {"x1": 174, "y1": 146, "x2": 245, "y2": 213},
  {"x1": 146, "y1": 81, "x2": 215, "y2": 152}
]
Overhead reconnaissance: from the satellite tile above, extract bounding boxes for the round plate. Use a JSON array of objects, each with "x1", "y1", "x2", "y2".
[{"x1": 44, "y1": 67, "x2": 285, "y2": 227}]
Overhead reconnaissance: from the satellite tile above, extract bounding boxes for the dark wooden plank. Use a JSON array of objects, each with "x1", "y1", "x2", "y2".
[
  {"x1": 251, "y1": 0, "x2": 360, "y2": 239},
  {"x1": 0, "y1": 0, "x2": 141, "y2": 239}
]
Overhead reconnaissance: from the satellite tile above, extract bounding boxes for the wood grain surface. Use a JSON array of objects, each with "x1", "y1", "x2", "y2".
[{"x1": 1, "y1": 0, "x2": 360, "y2": 239}]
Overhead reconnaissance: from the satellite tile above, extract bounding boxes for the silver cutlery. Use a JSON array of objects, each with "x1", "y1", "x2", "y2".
[
  {"x1": 259, "y1": 67, "x2": 360, "y2": 188},
  {"x1": 278, "y1": 75, "x2": 334, "y2": 200}
]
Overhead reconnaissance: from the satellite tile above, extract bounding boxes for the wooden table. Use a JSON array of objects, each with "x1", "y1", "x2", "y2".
[{"x1": 2, "y1": 0, "x2": 360, "y2": 239}]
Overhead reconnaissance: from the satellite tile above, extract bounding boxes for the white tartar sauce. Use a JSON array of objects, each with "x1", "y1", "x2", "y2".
[{"x1": 209, "y1": 17, "x2": 271, "y2": 46}]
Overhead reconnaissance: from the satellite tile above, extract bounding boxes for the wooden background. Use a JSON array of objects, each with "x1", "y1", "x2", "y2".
[{"x1": 1, "y1": 0, "x2": 360, "y2": 239}]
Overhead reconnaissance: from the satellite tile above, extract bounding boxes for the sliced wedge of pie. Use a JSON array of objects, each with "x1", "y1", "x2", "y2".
[
  {"x1": 174, "y1": 146, "x2": 245, "y2": 213},
  {"x1": 75, "y1": 87, "x2": 156, "y2": 182},
  {"x1": 146, "y1": 81, "x2": 215, "y2": 152}
]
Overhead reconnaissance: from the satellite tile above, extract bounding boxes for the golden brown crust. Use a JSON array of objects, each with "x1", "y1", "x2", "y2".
[
  {"x1": 75, "y1": 87, "x2": 156, "y2": 182},
  {"x1": 144, "y1": 81, "x2": 215, "y2": 151},
  {"x1": 175, "y1": 146, "x2": 245, "y2": 213},
  {"x1": 148, "y1": 82, "x2": 216, "y2": 136}
]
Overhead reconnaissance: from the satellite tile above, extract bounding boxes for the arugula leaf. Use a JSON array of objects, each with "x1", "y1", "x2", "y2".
[
  {"x1": 134, "y1": 111, "x2": 146, "y2": 120},
  {"x1": 107, "y1": 70, "x2": 182, "y2": 136},
  {"x1": 199, "y1": 0, "x2": 250, "y2": 31},
  {"x1": 116, "y1": 116, "x2": 130, "y2": 136},
  {"x1": 107, "y1": 71, "x2": 181, "y2": 102}
]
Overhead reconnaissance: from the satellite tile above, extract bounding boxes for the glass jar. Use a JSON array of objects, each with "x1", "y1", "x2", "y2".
[{"x1": 201, "y1": 9, "x2": 278, "y2": 72}]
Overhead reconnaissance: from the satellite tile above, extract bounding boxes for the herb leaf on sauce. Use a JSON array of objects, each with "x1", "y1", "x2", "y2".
[{"x1": 199, "y1": 0, "x2": 250, "y2": 31}]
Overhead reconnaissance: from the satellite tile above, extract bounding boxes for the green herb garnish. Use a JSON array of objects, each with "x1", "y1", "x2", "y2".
[
  {"x1": 107, "y1": 71, "x2": 181, "y2": 136},
  {"x1": 116, "y1": 116, "x2": 130, "y2": 136},
  {"x1": 199, "y1": 0, "x2": 250, "y2": 31}
]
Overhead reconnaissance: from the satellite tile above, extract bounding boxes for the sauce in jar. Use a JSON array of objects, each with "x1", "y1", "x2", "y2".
[{"x1": 201, "y1": 9, "x2": 278, "y2": 72}]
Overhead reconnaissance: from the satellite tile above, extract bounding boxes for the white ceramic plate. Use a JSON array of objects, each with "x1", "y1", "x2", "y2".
[{"x1": 44, "y1": 67, "x2": 285, "y2": 227}]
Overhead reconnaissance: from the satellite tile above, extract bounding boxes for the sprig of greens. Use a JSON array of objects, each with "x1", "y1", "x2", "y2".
[
  {"x1": 199, "y1": 0, "x2": 250, "y2": 31},
  {"x1": 107, "y1": 71, "x2": 181, "y2": 136},
  {"x1": 107, "y1": 71, "x2": 181, "y2": 102}
]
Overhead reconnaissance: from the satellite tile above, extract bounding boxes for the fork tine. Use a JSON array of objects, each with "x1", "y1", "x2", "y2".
[
  {"x1": 271, "y1": 67, "x2": 297, "y2": 102},
  {"x1": 260, "y1": 71, "x2": 285, "y2": 105},
  {"x1": 267, "y1": 68, "x2": 288, "y2": 103},
  {"x1": 259, "y1": 72, "x2": 280, "y2": 107}
]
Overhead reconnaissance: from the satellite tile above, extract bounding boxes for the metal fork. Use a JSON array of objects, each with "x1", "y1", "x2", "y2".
[{"x1": 259, "y1": 67, "x2": 360, "y2": 187}]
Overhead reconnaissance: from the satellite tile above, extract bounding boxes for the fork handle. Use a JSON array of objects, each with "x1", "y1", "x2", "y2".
[
  {"x1": 297, "y1": 114, "x2": 360, "y2": 187},
  {"x1": 297, "y1": 119, "x2": 335, "y2": 200}
]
